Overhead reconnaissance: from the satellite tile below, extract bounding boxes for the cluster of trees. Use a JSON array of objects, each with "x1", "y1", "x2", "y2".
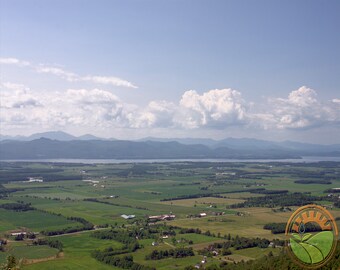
[
  {"x1": 263, "y1": 223, "x2": 286, "y2": 234},
  {"x1": 160, "y1": 193, "x2": 224, "y2": 201},
  {"x1": 176, "y1": 182, "x2": 201, "y2": 186},
  {"x1": 91, "y1": 230, "x2": 140, "y2": 252},
  {"x1": 33, "y1": 239, "x2": 63, "y2": 251},
  {"x1": 198, "y1": 236, "x2": 271, "y2": 257},
  {"x1": 0, "y1": 202, "x2": 35, "y2": 211},
  {"x1": 176, "y1": 226, "x2": 234, "y2": 240},
  {"x1": 178, "y1": 228, "x2": 202, "y2": 234},
  {"x1": 145, "y1": 247, "x2": 195, "y2": 260},
  {"x1": 295, "y1": 179, "x2": 332, "y2": 184},
  {"x1": 41, "y1": 216, "x2": 93, "y2": 236},
  {"x1": 250, "y1": 189, "x2": 288, "y2": 195},
  {"x1": 13, "y1": 233, "x2": 36, "y2": 241},
  {"x1": 229, "y1": 193, "x2": 320, "y2": 208},
  {"x1": 228, "y1": 236, "x2": 270, "y2": 250},
  {"x1": 92, "y1": 253, "x2": 155, "y2": 270}
]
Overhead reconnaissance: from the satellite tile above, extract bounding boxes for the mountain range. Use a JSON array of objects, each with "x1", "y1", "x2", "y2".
[
  {"x1": 0, "y1": 131, "x2": 339, "y2": 160},
  {"x1": 0, "y1": 131, "x2": 104, "y2": 141}
]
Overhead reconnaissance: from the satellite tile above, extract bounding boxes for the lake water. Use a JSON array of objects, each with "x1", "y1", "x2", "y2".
[{"x1": 2, "y1": 156, "x2": 340, "y2": 164}]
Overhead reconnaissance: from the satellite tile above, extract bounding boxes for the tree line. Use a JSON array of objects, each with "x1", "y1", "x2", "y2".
[
  {"x1": 145, "y1": 247, "x2": 194, "y2": 260},
  {"x1": 33, "y1": 238, "x2": 63, "y2": 251},
  {"x1": 250, "y1": 189, "x2": 288, "y2": 195},
  {"x1": 263, "y1": 223, "x2": 286, "y2": 234},
  {"x1": 198, "y1": 236, "x2": 271, "y2": 256},
  {"x1": 41, "y1": 216, "x2": 94, "y2": 236},
  {"x1": 295, "y1": 179, "x2": 332, "y2": 184},
  {"x1": 229, "y1": 193, "x2": 321, "y2": 208},
  {"x1": 0, "y1": 202, "x2": 35, "y2": 211},
  {"x1": 91, "y1": 253, "x2": 155, "y2": 270}
]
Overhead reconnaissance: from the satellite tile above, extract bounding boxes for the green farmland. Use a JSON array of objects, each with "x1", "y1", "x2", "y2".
[{"x1": 0, "y1": 161, "x2": 340, "y2": 269}]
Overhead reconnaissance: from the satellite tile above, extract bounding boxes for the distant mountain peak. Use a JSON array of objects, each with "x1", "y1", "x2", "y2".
[
  {"x1": 77, "y1": 134, "x2": 103, "y2": 140},
  {"x1": 28, "y1": 131, "x2": 77, "y2": 141}
]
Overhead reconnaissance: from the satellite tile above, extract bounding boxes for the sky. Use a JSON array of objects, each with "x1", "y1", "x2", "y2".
[{"x1": 0, "y1": 0, "x2": 339, "y2": 143}]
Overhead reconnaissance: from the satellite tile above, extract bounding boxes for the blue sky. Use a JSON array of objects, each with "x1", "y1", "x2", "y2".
[{"x1": 0, "y1": 0, "x2": 339, "y2": 143}]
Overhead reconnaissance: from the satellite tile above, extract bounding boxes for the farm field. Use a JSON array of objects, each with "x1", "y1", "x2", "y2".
[
  {"x1": 0, "y1": 209, "x2": 81, "y2": 232},
  {"x1": 0, "y1": 161, "x2": 340, "y2": 269},
  {"x1": 167, "y1": 207, "x2": 293, "y2": 239},
  {"x1": 0, "y1": 242, "x2": 59, "y2": 264},
  {"x1": 23, "y1": 232, "x2": 121, "y2": 270}
]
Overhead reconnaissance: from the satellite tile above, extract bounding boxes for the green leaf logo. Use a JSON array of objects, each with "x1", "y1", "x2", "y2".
[
  {"x1": 290, "y1": 231, "x2": 333, "y2": 264},
  {"x1": 286, "y1": 205, "x2": 338, "y2": 268}
]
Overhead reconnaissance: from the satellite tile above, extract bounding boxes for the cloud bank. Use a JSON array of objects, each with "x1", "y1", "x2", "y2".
[
  {"x1": 1, "y1": 57, "x2": 339, "y2": 139},
  {"x1": 1, "y1": 82, "x2": 338, "y2": 135}
]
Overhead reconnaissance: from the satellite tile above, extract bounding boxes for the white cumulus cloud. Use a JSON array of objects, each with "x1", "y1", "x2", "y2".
[
  {"x1": 176, "y1": 89, "x2": 247, "y2": 128},
  {"x1": 128, "y1": 100, "x2": 176, "y2": 128},
  {"x1": 260, "y1": 86, "x2": 339, "y2": 129}
]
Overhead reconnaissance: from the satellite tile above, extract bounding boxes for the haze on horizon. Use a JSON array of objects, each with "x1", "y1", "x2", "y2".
[{"x1": 0, "y1": 0, "x2": 339, "y2": 144}]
